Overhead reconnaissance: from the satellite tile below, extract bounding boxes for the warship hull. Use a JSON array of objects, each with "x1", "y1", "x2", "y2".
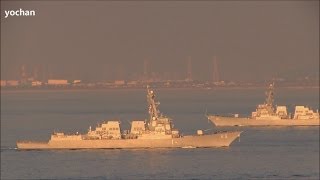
[
  {"x1": 208, "y1": 115, "x2": 320, "y2": 127},
  {"x1": 17, "y1": 131, "x2": 241, "y2": 150}
]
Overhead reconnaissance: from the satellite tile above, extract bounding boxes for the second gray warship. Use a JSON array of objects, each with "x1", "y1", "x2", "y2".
[
  {"x1": 17, "y1": 87, "x2": 241, "y2": 150},
  {"x1": 208, "y1": 83, "x2": 320, "y2": 127}
]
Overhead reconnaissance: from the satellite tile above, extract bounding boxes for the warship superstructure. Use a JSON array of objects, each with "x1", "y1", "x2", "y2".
[
  {"x1": 208, "y1": 83, "x2": 320, "y2": 126},
  {"x1": 17, "y1": 87, "x2": 241, "y2": 149}
]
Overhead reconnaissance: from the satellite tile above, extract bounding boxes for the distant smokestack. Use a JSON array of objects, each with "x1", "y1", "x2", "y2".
[
  {"x1": 21, "y1": 65, "x2": 27, "y2": 79},
  {"x1": 212, "y1": 56, "x2": 220, "y2": 82},
  {"x1": 38, "y1": 64, "x2": 44, "y2": 82},
  {"x1": 45, "y1": 64, "x2": 51, "y2": 80},
  {"x1": 187, "y1": 56, "x2": 192, "y2": 80},
  {"x1": 143, "y1": 58, "x2": 151, "y2": 81},
  {"x1": 143, "y1": 59, "x2": 148, "y2": 76},
  {"x1": 33, "y1": 66, "x2": 39, "y2": 80},
  {"x1": 116, "y1": 64, "x2": 125, "y2": 80}
]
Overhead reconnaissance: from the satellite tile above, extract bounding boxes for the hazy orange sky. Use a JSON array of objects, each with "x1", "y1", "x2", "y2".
[{"x1": 1, "y1": 1, "x2": 319, "y2": 81}]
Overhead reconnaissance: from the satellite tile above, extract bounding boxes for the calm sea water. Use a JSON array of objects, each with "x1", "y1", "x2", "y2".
[{"x1": 1, "y1": 88, "x2": 319, "y2": 179}]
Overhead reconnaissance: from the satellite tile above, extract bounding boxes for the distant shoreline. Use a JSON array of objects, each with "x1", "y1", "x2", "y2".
[{"x1": 1, "y1": 86, "x2": 319, "y2": 93}]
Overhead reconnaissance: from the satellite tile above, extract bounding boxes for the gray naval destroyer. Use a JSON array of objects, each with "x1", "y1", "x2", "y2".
[
  {"x1": 208, "y1": 83, "x2": 320, "y2": 127},
  {"x1": 17, "y1": 87, "x2": 241, "y2": 149}
]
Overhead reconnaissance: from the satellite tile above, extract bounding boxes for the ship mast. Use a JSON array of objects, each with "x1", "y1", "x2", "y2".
[
  {"x1": 265, "y1": 82, "x2": 275, "y2": 114},
  {"x1": 146, "y1": 86, "x2": 174, "y2": 132},
  {"x1": 147, "y1": 86, "x2": 160, "y2": 124}
]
